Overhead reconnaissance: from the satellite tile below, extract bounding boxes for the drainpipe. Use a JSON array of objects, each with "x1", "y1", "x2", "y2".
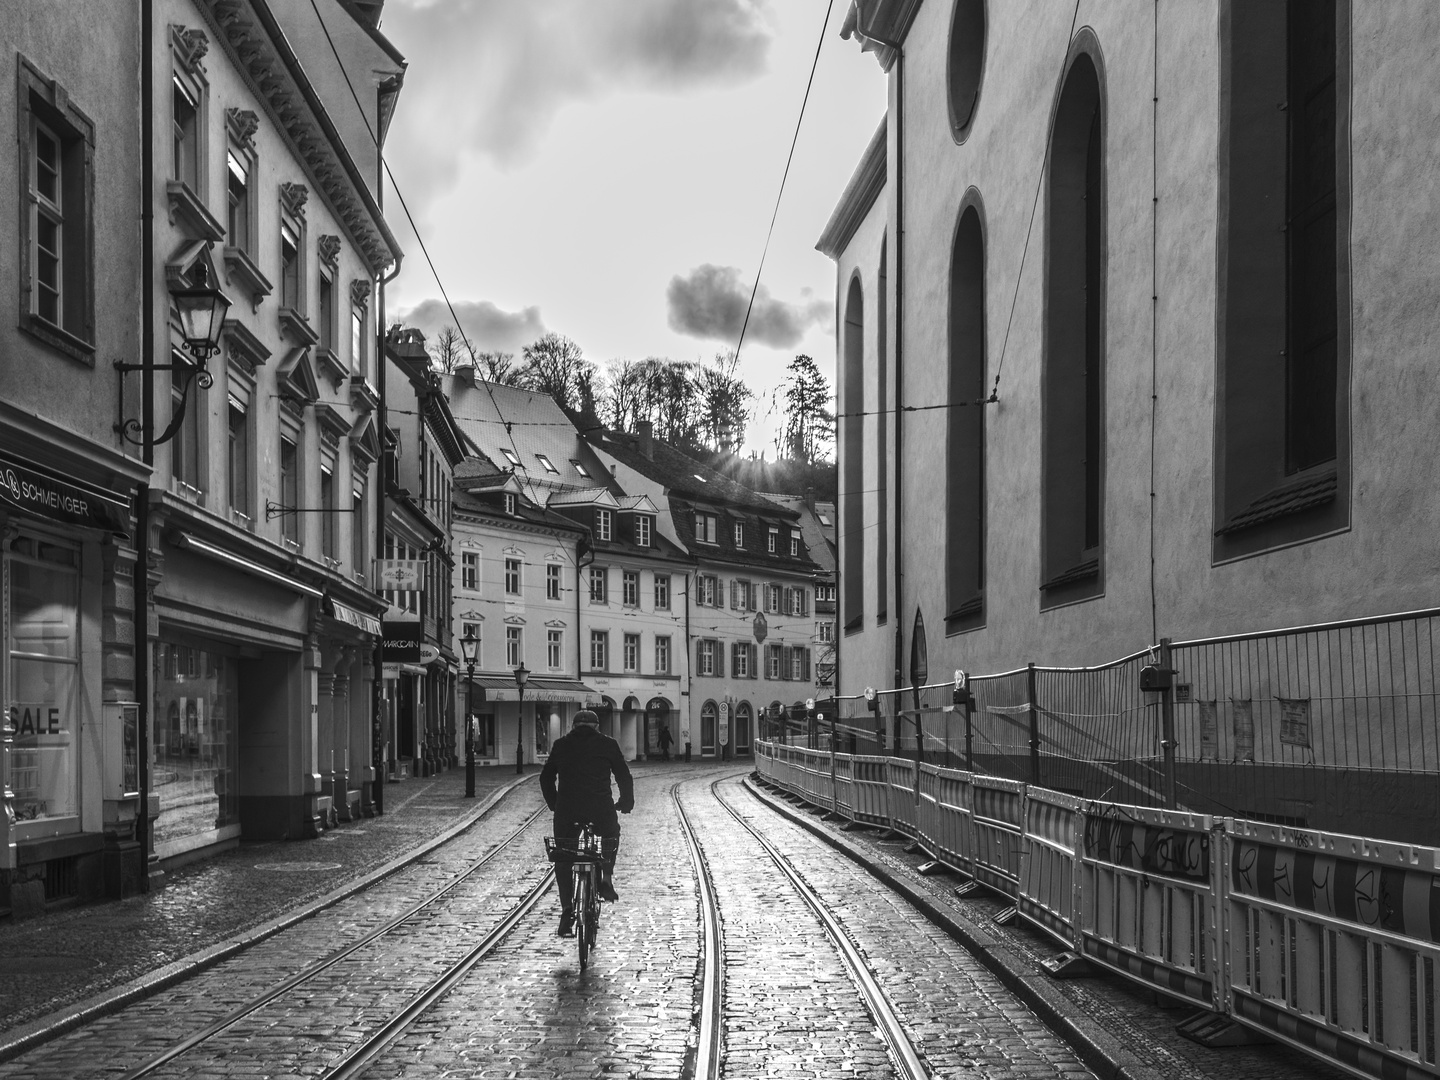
[
  {"x1": 891, "y1": 48, "x2": 905, "y2": 715},
  {"x1": 683, "y1": 570, "x2": 692, "y2": 761},
  {"x1": 135, "y1": 0, "x2": 154, "y2": 890}
]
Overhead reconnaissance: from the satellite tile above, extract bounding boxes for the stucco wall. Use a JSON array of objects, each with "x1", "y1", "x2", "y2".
[{"x1": 833, "y1": 0, "x2": 1440, "y2": 693}]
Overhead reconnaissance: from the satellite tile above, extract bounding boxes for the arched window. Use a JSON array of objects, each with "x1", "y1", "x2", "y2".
[
  {"x1": 1041, "y1": 49, "x2": 1104, "y2": 606},
  {"x1": 948, "y1": 0, "x2": 986, "y2": 140},
  {"x1": 734, "y1": 701, "x2": 753, "y2": 755},
  {"x1": 1215, "y1": 0, "x2": 1349, "y2": 560},
  {"x1": 700, "y1": 700, "x2": 718, "y2": 758},
  {"x1": 841, "y1": 274, "x2": 865, "y2": 630},
  {"x1": 947, "y1": 204, "x2": 985, "y2": 630},
  {"x1": 875, "y1": 236, "x2": 888, "y2": 623}
]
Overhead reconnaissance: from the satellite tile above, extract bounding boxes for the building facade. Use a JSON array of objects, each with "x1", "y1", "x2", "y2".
[
  {"x1": 822, "y1": 3, "x2": 1440, "y2": 697},
  {"x1": 141, "y1": 0, "x2": 400, "y2": 857},
  {"x1": 588, "y1": 424, "x2": 824, "y2": 757},
  {"x1": 0, "y1": 1, "x2": 148, "y2": 914}
]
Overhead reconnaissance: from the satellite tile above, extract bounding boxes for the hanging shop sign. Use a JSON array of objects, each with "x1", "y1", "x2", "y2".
[
  {"x1": 0, "y1": 450, "x2": 131, "y2": 536},
  {"x1": 752, "y1": 612, "x2": 768, "y2": 644},
  {"x1": 381, "y1": 621, "x2": 422, "y2": 663},
  {"x1": 375, "y1": 559, "x2": 426, "y2": 591},
  {"x1": 324, "y1": 596, "x2": 381, "y2": 636}
]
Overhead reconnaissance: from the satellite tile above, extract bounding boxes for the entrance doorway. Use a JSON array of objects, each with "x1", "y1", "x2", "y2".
[
  {"x1": 734, "y1": 702, "x2": 752, "y2": 756},
  {"x1": 700, "y1": 700, "x2": 717, "y2": 757}
]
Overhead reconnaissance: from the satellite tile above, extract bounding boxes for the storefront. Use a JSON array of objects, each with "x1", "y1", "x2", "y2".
[
  {"x1": 1, "y1": 449, "x2": 137, "y2": 914},
  {"x1": 458, "y1": 675, "x2": 600, "y2": 767}
]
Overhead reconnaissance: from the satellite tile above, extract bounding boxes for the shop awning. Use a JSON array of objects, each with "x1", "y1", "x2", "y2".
[
  {"x1": 324, "y1": 596, "x2": 381, "y2": 636},
  {"x1": 462, "y1": 675, "x2": 602, "y2": 704},
  {"x1": 0, "y1": 449, "x2": 131, "y2": 536}
]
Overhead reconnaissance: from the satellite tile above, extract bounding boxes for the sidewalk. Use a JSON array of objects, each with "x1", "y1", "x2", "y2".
[{"x1": 0, "y1": 764, "x2": 529, "y2": 1059}]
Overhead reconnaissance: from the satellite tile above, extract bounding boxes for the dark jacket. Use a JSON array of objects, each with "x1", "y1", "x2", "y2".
[{"x1": 540, "y1": 724, "x2": 634, "y2": 823}]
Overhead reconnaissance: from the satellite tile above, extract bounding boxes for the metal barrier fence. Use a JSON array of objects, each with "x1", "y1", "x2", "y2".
[{"x1": 751, "y1": 739, "x2": 1440, "y2": 1080}]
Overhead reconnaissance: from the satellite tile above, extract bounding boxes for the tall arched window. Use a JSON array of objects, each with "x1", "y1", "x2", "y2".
[
  {"x1": 841, "y1": 275, "x2": 865, "y2": 630},
  {"x1": 947, "y1": 204, "x2": 985, "y2": 630},
  {"x1": 1041, "y1": 49, "x2": 1104, "y2": 606},
  {"x1": 875, "y1": 236, "x2": 888, "y2": 623}
]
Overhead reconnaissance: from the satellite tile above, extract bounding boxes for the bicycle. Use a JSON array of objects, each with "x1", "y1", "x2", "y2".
[{"x1": 544, "y1": 822, "x2": 604, "y2": 971}]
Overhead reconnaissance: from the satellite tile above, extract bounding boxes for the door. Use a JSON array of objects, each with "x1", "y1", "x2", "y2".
[
  {"x1": 700, "y1": 701, "x2": 717, "y2": 757},
  {"x1": 735, "y1": 704, "x2": 752, "y2": 756}
]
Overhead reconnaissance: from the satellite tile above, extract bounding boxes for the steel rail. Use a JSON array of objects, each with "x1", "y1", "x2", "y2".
[
  {"x1": 672, "y1": 783, "x2": 724, "y2": 1080},
  {"x1": 118, "y1": 807, "x2": 548, "y2": 1080},
  {"x1": 322, "y1": 868, "x2": 555, "y2": 1079},
  {"x1": 708, "y1": 778, "x2": 931, "y2": 1080}
]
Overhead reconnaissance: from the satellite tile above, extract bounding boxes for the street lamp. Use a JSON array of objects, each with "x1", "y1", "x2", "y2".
[
  {"x1": 514, "y1": 662, "x2": 530, "y2": 774},
  {"x1": 460, "y1": 629, "x2": 478, "y2": 798}
]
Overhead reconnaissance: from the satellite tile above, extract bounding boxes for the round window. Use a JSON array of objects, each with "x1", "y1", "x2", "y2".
[{"x1": 948, "y1": 0, "x2": 986, "y2": 140}]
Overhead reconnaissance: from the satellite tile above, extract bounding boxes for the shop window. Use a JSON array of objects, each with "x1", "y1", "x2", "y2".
[
  {"x1": 1041, "y1": 48, "x2": 1105, "y2": 607},
  {"x1": 152, "y1": 641, "x2": 239, "y2": 852},
  {"x1": 1215, "y1": 0, "x2": 1350, "y2": 561},
  {"x1": 18, "y1": 58, "x2": 95, "y2": 358},
  {"x1": 947, "y1": 203, "x2": 986, "y2": 631},
  {"x1": 840, "y1": 275, "x2": 864, "y2": 630},
  {"x1": 6, "y1": 535, "x2": 80, "y2": 827}
]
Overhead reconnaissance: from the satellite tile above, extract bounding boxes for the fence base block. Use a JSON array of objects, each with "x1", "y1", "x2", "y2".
[
  {"x1": 840, "y1": 821, "x2": 869, "y2": 832},
  {"x1": 916, "y1": 860, "x2": 951, "y2": 876},
  {"x1": 953, "y1": 881, "x2": 984, "y2": 898},
  {"x1": 1040, "y1": 950, "x2": 1094, "y2": 979},
  {"x1": 1176, "y1": 1011, "x2": 1269, "y2": 1048},
  {"x1": 992, "y1": 906, "x2": 1019, "y2": 926}
]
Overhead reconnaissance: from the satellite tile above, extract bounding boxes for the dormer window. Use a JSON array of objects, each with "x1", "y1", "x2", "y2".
[
  {"x1": 500, "y1": 447, "x2": 521, "y2": 467},
  {"x1": 734, "y1": 522, "x2": 744, "y2": 548},
  {"x1": 695, "y1": 511, "x2": 718, "y2": 544},
  {"x1": 597, "y1": 508, "x2": 612, "y2": 541},
  {"x1": 767, "y1": 526, "x2": 778, "y2": 554},
  {"x1": 636, "y1": 515, "x2": 651, "y2": 547},
  {"x1": 536, "y1": 453, "x2": 558, "y2": 473},
  {"x1": 790, "y1": 535, "x2": 799, "y2": 557},
  {"x1": 571, "y1": 459, "x2": 590, "y2": 478},
  {"x1": 504, "y1": 492, "x2": 517, "y2": 515}
]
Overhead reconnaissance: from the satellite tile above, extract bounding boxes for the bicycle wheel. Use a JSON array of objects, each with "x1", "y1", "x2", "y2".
[{"x1": 574, "y1": 871, "x2": 591, "y2": 971}]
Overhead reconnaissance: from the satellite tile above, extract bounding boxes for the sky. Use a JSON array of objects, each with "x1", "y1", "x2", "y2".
[{"x1": 375, "y1": 0, "x2": 888, "y2": 454}]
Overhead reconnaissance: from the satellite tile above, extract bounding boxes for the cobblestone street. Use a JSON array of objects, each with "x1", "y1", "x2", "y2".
[{"x1": 0, "y1": 760, "x2": 1357, "y2": 1079}]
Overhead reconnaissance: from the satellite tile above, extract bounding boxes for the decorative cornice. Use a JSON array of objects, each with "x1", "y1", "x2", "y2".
[
  {"x1": 349, "y1": 278, "x2": 372, "y2": 309},
  {"x1": 226, "y1": 106, "x2": 259, "y2": 149},
  {"x1": 815, "y1": 116, "x2": 887, "y2": 260},
  {"x1": 280, "y1": 181, "x2": 309, "y2": 219},
  {"x1": 317, "y1": 234, "x2": 341, "y2": 267},
  {"x1": 221, "y1": 316, "x2": 271, "y2": 373},
  {"x1": 170, "y1": 24, "x2": 210, "y2": 74}
]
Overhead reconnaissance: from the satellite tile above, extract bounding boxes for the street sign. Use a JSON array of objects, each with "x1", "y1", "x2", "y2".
[{"x1": 718, "y1": 701, "x2": 730, "y2": 748}]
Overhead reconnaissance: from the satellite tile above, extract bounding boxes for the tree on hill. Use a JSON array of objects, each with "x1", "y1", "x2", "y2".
[
  {"x1": 428, "y1": 325, "x2": 472, "y2": 374},
  {"x1": 778, "y1": 354, "x2": 835, "y2": 465},
  {"x1": 517, "y1": 333, "x2": 596, "y2": 418},
  {"x1": 694, "y1": 351, "x2": 753, "y2": 455}
]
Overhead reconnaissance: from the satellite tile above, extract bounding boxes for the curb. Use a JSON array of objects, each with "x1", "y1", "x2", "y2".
[
  {"x1": 741, "y1": 775, "x2": 1167, "y2": 1080},
  {"x1": 0, "y1": 774, "x2": 533, "y2": 1064}
]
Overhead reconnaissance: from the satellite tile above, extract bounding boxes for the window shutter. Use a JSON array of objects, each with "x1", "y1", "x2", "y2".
[
  {"x1": 696, "y1": 576, "x2": 705, "y2": 605},
  {"x1": 731, "y1": 642, "x2": 738, "y2": 674},
  {"x1": 730, "y1": 580, "x2": 739, "y2": 609},
  {"x1": 715, "y1": 640, "x2": 725, "y2": 678},
  {"x1": 802, "y1": 648, "x2": 811, "y2": 682},
  {"x1": 747, "y1": 583, "x2": 756, "y2": 611},
  {"x1": 696, "y1": 639, "x2": 704, "y2": 673},
  {"x1": 750, "y1": 643, "x2": 759, "y2": 679}
]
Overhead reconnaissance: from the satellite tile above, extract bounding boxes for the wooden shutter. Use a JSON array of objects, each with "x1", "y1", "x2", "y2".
[
  {"x1": 802, "y1": 648, "x2": 811, "y2": 682},
  {"x1": 715, "y1": 640, "x2": 725, "y2": 678},
  {"x1": 750, "y1": 643, "x2": 759, "y2": 679}
]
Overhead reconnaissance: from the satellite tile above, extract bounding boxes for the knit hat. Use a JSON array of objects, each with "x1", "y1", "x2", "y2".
[{"x1": 573, "y1": 709, "x2": 599, "y2": 726}]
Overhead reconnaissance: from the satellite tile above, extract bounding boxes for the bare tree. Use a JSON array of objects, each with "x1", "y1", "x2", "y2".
[
  {"x1": 694, "y1": 351, "x2": 753, "y2": 454},
  {"x1": 474, "y1": 351, "x2": 522, "y2": 385},
  {"x1": 517, "y1": 332, "x2": 595, "y2": 417},
  {"x1": 598, "y1": 359, "x2": 649, "y2": 431},
  {"x1": 428, "y1": 325, "x2": 473, "y2": 374}
]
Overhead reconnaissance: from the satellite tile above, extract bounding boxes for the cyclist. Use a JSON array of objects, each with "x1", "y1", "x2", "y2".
[{"x1": 540, "y1": 708, "x2": 634, "y2": 937}]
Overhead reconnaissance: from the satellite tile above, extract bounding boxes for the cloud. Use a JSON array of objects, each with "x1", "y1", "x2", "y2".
[
  {"x1": 393, "y1": 298, "x2": 548, "y2": 354},
  {"x1": 382, "y1": 0, "x2": 773, "y2": 194},
  {"x1": 666, "y1": 264, "x2": 831, "y2": 349}
]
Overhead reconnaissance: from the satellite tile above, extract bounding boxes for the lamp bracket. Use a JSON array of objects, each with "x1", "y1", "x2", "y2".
[{"x1": 266, "y1": 501, "x2": 360, "y2": 520}]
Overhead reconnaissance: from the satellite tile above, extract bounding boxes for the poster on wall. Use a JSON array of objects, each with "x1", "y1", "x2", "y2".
[
  {"x1": 1198, "y1": 700, "x2": 1218, "y2": 761},
  {"x1": 1232, "y1": 698, "x2": 1255, "y2": 762},
  {"x1": 1278, "y1": 697, "x2": 1312, "y2": 748}
]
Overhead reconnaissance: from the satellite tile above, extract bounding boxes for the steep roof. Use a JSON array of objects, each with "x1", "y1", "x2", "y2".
[
  {"x1": 767, "y1": 495, "x2": 837, "y2": 574},
  {"x1": 588, "y1": 429, "x2": 793, "y2": 516}
]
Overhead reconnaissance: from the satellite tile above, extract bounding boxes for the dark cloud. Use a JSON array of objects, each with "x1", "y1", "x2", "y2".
[
  {"x1": 394, "y1": 298, "x2": 548, "y2": 354},
  {"x1": 383, "y1": 0, "x2": 772, "y2": 194},
  {"x1": 666, "y1": 264, "x2": 831, "y2": 349}
]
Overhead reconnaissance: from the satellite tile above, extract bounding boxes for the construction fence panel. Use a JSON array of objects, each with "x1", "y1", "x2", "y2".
[
  {"x1": 1222, "y1": 820, "x2": 1440, "y2": 1080},
  {"x1": 831, "y1": 751, "x2": 855, "y2": 821},
  {"x1": 1018, "y1": 787, "x2": 1085, "y2": 949},
  {"x1": 850, "y1": 754, "x2": 892, "y2": 826},
  {"x1": 969, "y1": 774, "x2": 1026, "y2": 900},
  {"x1": 968, "y1": 669, "x2": 1037, "y2": 783},
  {"x1": 886, "y1": 756, "x2": 918, "y2": 839},
  {"x1": 1078, "y1": 802, "x2": 1220, "y2": 1010}
]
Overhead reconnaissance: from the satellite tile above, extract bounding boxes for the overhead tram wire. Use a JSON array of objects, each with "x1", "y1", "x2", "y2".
[
  {"x1": 305, "y1": 0, "x2": 531, "y2": 483},
  {"x1": 730, "y1": 0, "x2": 836, "y2": 368}
]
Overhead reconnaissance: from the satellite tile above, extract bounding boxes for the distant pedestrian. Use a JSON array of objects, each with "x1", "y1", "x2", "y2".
[{"x1": 658, "y1": 722, "x2": 673, "y2": 761}]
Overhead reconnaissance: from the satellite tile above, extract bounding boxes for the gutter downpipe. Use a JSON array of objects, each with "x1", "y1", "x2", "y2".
[
  {"x1": 135, "y1": 0, "x2": 154, "y2": 890},
  {"x1": 893, "y1": 47, "x2": 905, "y2": 751},
  {"x1": 372, "y1": 79, "x2": 404, "y2": 816}
]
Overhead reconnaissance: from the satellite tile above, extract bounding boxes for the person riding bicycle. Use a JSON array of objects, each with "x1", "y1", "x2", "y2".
[{"x1": 540, "y1": 708, "x2": 634, "y2": 937}]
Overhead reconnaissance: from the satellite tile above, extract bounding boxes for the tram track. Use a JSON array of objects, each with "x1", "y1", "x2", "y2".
[
  {"x1": 117, "y1": 806, "x2": 552, "y2": 1080},
  {"x1": 678, "y1": 775, "x2": 931, "y2": 1080}
]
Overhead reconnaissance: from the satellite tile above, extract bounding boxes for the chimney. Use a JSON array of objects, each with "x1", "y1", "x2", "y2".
[{"x1": 636, "y1": 419, "x2": 653, "y2": 459}]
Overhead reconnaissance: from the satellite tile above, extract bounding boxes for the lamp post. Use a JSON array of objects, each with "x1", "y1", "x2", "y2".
[
  {"x1": 514, "y1": 662, "x2": 529, "y2": 774},
  {"x1": 461, "y1": 630, "x2": 478, "y2": 798}
]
